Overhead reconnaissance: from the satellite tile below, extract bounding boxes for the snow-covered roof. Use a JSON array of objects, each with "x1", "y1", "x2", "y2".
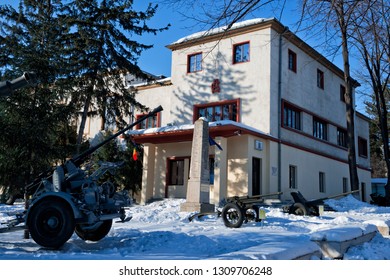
[
  {"x1": 170, "y1": 18, "x2": 274, "y2": 45},
  {"x1": 127, "y1": 119, "x2": 277, "y2": 140}
]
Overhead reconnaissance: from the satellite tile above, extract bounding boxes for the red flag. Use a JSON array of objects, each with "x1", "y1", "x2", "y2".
[{"x1": 132, "y1": 148, "x2": 138, "y2": 161}]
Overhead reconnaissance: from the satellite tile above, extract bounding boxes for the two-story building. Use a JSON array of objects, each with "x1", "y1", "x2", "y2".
[{"x1": 110, "y1": 18, "x2": 371, "y2": 205}]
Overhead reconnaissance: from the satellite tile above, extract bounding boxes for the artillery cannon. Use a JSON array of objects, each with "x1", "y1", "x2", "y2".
[
  {"x1": 221, "y1": 192, "x2": 283, "y2": 228},
  {"x1": 0, "y1": 72, "x2": 36, "y2": 97},
  {"x1": 285, "y1": 190, "x2": 360, "y2": 216},
  {"x1": 1, "y1": 105, "x2": 163, "y2": 248}
]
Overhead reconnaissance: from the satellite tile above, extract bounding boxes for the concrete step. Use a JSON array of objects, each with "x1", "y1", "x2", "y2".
[{"x1": 310, "y1": 225, "x2": 377, "y2": 259}]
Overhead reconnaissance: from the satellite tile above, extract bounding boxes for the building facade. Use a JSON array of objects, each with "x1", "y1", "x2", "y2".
[{"x1": 101, "y1": 18, "x2": 372, "y2": 204}]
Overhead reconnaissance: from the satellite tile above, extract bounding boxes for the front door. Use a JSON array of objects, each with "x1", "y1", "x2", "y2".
[{"x1": 252, "y1": 157, "x2": 262, "y2": 196}]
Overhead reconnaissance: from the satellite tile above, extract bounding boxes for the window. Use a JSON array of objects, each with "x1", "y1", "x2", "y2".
[
  {"x1": 289, "y1": 165, "x2": 297, "y2": 189},
  {"x1": 313, "y1": 117, "x2": 327, "y2": 140},
  {"x1": 209, "y1": 158, "x2": 215, "y2": 185},
  {"x1": 358, "y1": 137, "x2": 368, "y2": 157},
  {"x1": 168, "y1": 159, "x2": 185, "y2": 185},
  {"x1": 288, "y1": 49, "x2": 297, "y2": 72},
  {"x1": 337, "y1": 128, "x2": 347, "y2": 148},
  {"x1": 340, "y1": 84, "x2": 346, "y2": 102},
  {"x1": 136, "y1": 112, "x2": 160, "y2": 129},
  {"x1": 187, "y1": 53, "x2": 202, "y2": 73},
  {"x1": 195, "y1": 99, "x2": 239, "y2": 122},
  {"x1": 317, "y1": 69, "x2": 324, "y2": 89},
  {"x1": 343, "y1": 177, "x2": 348, "y2": 193},
  {"x1": 233, "y1": 42, "x2": 250, "y2": 64},
  {"x1": 319, "y1": 172, "x2": 326, "y2": 193},
  {"x1": 283, "y1": 104, "x2": 301, "y2": 130}
]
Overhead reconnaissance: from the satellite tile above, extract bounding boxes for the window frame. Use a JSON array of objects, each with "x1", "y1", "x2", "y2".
[
  {"x1": 337, "y1": 127, "x2": 347, "y2": 148},
  {"x1": 288, "y1": 49, "x2": 297, "y2": 72},
  {"x1": 187, "y1": 52, "x2": 202, "y2": 73},
  {"x1": 317, "y1": 69, "x2": 324, "y2": 89},
  {"x1": 193, "y1": 99, "x2": 240, "y2": 123},
  {"x1": 283, "y1": 103, "x2": 301, "y2": 130},
  {"x1": 289, "y1": 165, "x2": 298, "y2": 189},
  {"x1": 313, "y1": 117, "x2": 328, "y2": 141},
  {"x1": 358, "y1": 137, "x2": 368, "y2": 158},
  {"x1": 340, "y1": 84, "x2": 346, "y2": 102},
  {"x1": 233, "y1": 41, "x2": 250, "y2": 64},
  {"x1": 319, "y1": 172, "x2": 326, "y2": 193},
  {"x1": 135, "y1": 112, "x2": 161, "y2": 129}
]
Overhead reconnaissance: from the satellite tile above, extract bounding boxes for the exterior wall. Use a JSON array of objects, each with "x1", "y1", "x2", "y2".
[
  {"x1": 127, "y1": 19, "x2": 372, "y2": 204},
  {"x1": 165, "y1": 28, "x2": 274, "y2": 132}
]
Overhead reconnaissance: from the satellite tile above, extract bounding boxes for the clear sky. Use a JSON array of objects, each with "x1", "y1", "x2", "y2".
[{"x1": 0, "y1": 0, "x2": 304, "y2": 77}]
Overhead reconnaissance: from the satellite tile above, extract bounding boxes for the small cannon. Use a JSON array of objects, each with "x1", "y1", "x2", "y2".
[{"x1": 221, "y1": 192, "x2": 283, "y2": 228}]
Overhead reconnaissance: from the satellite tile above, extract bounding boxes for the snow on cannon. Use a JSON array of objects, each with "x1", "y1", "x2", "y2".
[
  {"x1": 0, "y1": 105, "x2": 163, "y2": 249},
  {"x1": 0, "y1": 72, "x2": 37, "y2": 97}
]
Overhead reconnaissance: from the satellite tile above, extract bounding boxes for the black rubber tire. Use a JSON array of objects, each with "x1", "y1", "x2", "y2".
[
  {"x1": 27, "y1": 197, "x2": 75, "y2": 248},
  {"x1": 289, "y1": 202, "x2": 308, "y2": 216},
  {"x1": 75, "y1": 220, "x2": 113, "y2": 241},
  {"x1": 221, "y1": 203, "x2": 245, "y2": 228}
]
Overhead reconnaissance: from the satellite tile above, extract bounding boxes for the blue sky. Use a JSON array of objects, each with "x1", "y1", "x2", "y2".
[{"x1": 0, "y1": 0, "x2": 303, "y2": 77}]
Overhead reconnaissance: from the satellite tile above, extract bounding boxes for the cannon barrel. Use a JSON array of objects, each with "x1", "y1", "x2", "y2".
[
  {"x1": 0, "y1": 72, "x2": 37, "y2": 97},
  {"x1": 25, "y1": 105, "x2": 163, "y2": 194}
]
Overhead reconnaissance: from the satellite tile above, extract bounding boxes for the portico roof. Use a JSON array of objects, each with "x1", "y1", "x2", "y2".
[{"x1": 127, "y1": 120, "x2": 278, "y2": 144}]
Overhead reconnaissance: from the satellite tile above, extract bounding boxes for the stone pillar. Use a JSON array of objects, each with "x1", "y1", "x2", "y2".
[{"x1": 181, "y1": 118, "x2": 215, "y2": 213}]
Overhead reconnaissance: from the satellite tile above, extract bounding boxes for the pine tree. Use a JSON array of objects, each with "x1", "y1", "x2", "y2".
[
  {"x1": 90, "y1": 132, "x2": 143, "y2": 196},
  {"x1": 62, "y1": 0, "x2": 168, "y2": 152},
  {"x1": 0, "y1": 1, "x2": 77, "y2": 203}
]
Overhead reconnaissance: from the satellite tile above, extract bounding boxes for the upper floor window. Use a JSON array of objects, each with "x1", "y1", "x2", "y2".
[
  {"x1": 340, "y1": 84, "x2": 346, "y2": 102},
  {"x1": 313, "y1": 117, "x2": 328, "y2": 140},
  {"x1": 317, "y1": 69, "x2": 324, "y2": 89},
  {"x1": 288, "y1": 49, "x2": 297, "y2": 72},
  {"x1": 358, "y1": 137, "x2": 368, "y2": 158},
  {"x1": 283, "y1": 104, "x2": 301, "y2": 130},
  {"x1": 136, "y1": 112, "x2": 160, "y2": 129},
  {"x1": 337, "y1": 128, "x2": 347, "y2": 148},
  {"x1": 233, "y1": 42, "x2": 250, "y2": 64},
  {"x1": 187, "y1": 53, "x2": 202, "y2": 73},
  {"x1": 194, "y1": 99, "x2": 239, "y2": 122}
]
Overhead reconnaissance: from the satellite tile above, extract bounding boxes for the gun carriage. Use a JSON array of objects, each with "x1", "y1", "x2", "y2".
[{"x1": 1, "y1": 104, "x2": 163, "y2": 248}]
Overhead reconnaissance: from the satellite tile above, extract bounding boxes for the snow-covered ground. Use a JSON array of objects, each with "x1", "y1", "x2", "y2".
[{"x1": 1, "y1": 195, "x2": 390, "y2": 260}]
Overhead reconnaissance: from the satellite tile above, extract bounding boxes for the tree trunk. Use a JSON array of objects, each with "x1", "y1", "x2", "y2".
[
  {"x1": 337, "y1": 3, "x2": 360, "y2": 193},
  {"x1": 76, "y1": 92, "x2": 92, "y2": 154}
]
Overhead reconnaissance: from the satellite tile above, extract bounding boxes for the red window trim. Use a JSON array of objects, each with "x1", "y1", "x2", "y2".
[
  {"x1": 187, "y1": 52, "x2": 203, "y2": 73},
  {"x1": 288, "y1": 49, "x2": 297, "y2": 73},
  {"x1": 232, "y1": 41, "x2": 250, "y2": 64},
  {"x1": 135, "y1": 112, "x2": 161, "y2": 129},
  {"x1": 193, "y1": 98, "x2": 241, "y2": 123},
  {"x1": 317, "y1": 69, "x2": 324, "y2": 89}
]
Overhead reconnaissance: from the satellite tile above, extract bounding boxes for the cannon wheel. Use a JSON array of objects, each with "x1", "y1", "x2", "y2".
[
  {"x1": 27, "y1": 197, "x2": 75, "y2": 248},
  {"x1": 75, "y1": 220, "x2": 113, "y2": 241},
  {"x1": 289, "y1": 202, "x2": 307, "y2": 216},
  {"x1": 222, "y1": 203, "x2": 245, "y2": 228}
]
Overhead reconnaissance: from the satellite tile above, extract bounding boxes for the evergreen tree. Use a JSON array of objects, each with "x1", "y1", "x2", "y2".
[
  {"x1": 62, "y1": 0, "x2": 168, "y2": 153},
  {"x1": 91, "y1": 131, "x2": 143, "y2": 196},
  {"x1": 0, "y1": 1, "x2": 77, "y2": 203}
]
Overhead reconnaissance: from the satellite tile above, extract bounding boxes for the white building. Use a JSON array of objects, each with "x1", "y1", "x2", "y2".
[{"x1": 93, "y1": 18, "x2": 372, "y2": 204}]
